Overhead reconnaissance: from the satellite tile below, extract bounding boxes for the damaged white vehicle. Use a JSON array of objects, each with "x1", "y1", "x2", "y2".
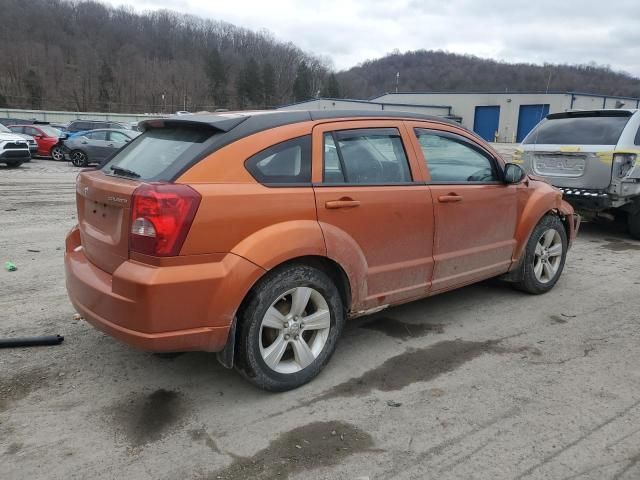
[{"x1": 517, "y1": 109, "x2": 640, "y2": 239}]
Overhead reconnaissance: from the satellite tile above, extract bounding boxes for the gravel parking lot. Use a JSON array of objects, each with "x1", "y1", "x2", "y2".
[{"x1": 2, "y1": 157, "x2": 640, "y2": 480}]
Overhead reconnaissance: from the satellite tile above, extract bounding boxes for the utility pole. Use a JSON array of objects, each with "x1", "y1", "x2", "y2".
[{"x1": 395, "y1": 72, "x2": 400, "y2": 93}]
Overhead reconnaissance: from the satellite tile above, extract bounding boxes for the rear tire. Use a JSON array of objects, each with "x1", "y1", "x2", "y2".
[
  {"x1": 514, "y1": 215, "x2": 568, "y2": 294},
  {"x1": 235, "y1": 264, "x2": 345, "y2": 391},
  {"x1": 50, "y1": 145, "x2": 64, "y2": 161},
  {"x1": 70, "y1": 150, "x2": 88, "y2": 167},
  {"x1": 628, "y1": 210, "x2": 640, "y2": 240}
]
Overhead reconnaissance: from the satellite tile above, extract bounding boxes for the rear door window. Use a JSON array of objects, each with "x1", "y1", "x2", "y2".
[
  {"x1": 87, "y1": 130, "x2": 108, "y2": 141},
  {"x1": 245, "y1": 136, "x2": 311, "y2": 185},
  {"x1": 323, "y1": 128, "x2": 412, "y2": 184},
  {"x1": 101, "y1": 126, "x2": 217, "y2": 181},
  {"x1": 524, "y1": 115, "x2": 630, "y2": 145},
  {"x1": 109, "y1": 131, "x2": 130, "y2": 143},
  {"x1": 73, "y1": 122, "x2": 92, "y2": 131}
]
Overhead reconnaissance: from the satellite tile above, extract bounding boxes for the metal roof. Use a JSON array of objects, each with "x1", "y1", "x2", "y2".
[
  {"x1": 370, "y1": 91, "x2": 640, "y2": 101},
  {"x1": 276, "y1": 97, "x2": 452, "y2": 111}
]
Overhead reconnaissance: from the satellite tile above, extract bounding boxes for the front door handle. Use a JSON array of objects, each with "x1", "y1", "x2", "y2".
[
  {"x1": 325, "y1": 198, "x2": 361, "y2": 209},
  {"x1": 438, "y1": 194, "x2": 463, "y2": 203}
]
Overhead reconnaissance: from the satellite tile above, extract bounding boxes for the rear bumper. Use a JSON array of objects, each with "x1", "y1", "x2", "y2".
[{"x1": 64, "y1": 226, "x2": 264, "y2": 352}]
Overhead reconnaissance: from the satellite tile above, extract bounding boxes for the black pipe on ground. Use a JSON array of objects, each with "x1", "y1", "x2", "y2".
[{"x1": 0, "y1": 335, "x2": 64, "y2": 348}]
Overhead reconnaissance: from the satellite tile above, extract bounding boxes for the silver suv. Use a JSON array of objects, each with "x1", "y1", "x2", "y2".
[{"x1": 518, "y1": 109, "x2": 640, "y2": 239}]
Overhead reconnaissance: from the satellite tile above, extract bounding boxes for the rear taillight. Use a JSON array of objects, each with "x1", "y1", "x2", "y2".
[{"x1": 129, "y1": 184, "x2": 201, "y2": 256}]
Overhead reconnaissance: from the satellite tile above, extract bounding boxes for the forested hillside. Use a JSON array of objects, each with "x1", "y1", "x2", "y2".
[
  {"x1": 1, "y1": 1, "x2": 638, "y2": 114},
  {"x1": 337, "y1": 50, "x2": 640, "y2": 100},
  {"x1": 0, "y1": 0, "x2": 339, "y2": 113}
]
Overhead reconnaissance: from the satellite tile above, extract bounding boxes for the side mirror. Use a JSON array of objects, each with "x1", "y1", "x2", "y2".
[{"x1": 504, "y1": 163, "x2": 526, "y2": 184}]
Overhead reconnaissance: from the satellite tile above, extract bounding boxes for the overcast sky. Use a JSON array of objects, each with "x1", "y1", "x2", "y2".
[{"x1": 102, "y1": 0, "x2": 640, "y2": 76}]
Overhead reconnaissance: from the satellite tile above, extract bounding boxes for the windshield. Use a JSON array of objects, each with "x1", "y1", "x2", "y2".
[
  {"x1": 523, "y1": 115, "x2": 630, "y2": 145},
  {"x1": 101, "y1": 127, "x2": 216, "y2": 181},
  {"x1": 39, "y1": 125, "x2": 62, "y2": 137}
]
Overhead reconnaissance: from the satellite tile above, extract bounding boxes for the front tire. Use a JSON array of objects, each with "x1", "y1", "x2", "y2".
[
  {"x1": 70, "y1": 150, "x2": 88, "y2": 167},
  {"x1": 628, "y1": 210, "x2": 640, "y2": 240},
  {"x1": 235, "y1": 264, "x2": 345, "y2": 391},
  {"x1": 514, "y1": 215, "x2": 568, "y2": 294},
  {"x1": 3, "y1": 161, "x2": 23, "y2": 168}
]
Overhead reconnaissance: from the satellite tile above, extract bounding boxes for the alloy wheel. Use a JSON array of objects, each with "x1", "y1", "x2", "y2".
[
  {"x1": 533, "y1": 229, "x2": 563, "y2": 283},
  {"x1": 71, "y1": 151, "x2": 87, "y2": 167},
  {"x1": 259, "y1": 287, "x2": 331, "y2": 374},
  {"x1": 51, "y1": 146, "x2": 64, "y2": 161}
]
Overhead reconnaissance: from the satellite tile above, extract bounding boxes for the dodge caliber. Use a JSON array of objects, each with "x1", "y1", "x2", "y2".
[{"x1": 65, "y1": 111, "x2": 579, "y2": 391}]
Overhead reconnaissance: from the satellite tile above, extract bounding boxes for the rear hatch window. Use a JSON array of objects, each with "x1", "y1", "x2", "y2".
[
  {"x1": 524, "y1": 112, "x2": 631, "y2": 145},
  {"x1": 101, "y1": 126, "x2": 217, "y2": 181}
]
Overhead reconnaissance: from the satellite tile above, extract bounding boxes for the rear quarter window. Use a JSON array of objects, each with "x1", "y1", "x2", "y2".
[
  {"x1": 245, "y1": 136, "x2": 311, "y2": 185},
  {"x1": 101, "y1": 127, "x2": 217, "y2": 181}
]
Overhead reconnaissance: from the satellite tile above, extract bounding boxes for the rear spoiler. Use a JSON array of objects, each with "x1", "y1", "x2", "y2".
[
  {"x1": 547, "y1": 110, "x2": 633, "y2": 120},
  {"x1": 138, "y1": 115, "x2": 248, "y2": 133}
]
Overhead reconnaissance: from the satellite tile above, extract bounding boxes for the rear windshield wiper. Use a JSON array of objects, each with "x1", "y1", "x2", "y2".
[{"x1": 110, "y1": 166, "x2": 140, "y2": 178}]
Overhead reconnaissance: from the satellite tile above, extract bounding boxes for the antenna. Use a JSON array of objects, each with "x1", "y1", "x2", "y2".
[
  {"x1": 531, "y1": 70, "x2": 553, "y2": 149},
  {"x1": 545, "y1": 71, "x2": 552, "y2": 94}
]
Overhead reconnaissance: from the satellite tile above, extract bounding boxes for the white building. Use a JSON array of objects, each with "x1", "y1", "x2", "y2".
[{"x1": 279, "y1": 91, "x2": 640, "y2": 143}]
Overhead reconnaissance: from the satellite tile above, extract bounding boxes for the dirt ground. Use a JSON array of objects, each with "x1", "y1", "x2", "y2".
[{"x1": 1, "y1": 157, "x2": 640, "y2": 480}]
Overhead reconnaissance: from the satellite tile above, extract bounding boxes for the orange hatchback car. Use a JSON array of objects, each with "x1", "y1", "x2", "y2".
[{"x1": 65, "y1": 111, "x2": 579, "y2": 391}]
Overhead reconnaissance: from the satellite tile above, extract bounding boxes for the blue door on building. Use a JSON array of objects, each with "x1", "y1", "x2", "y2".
[
  {"x1": 473, "y1": 106, "x2": 501, "y2": 142},
  {"x1": 516, "y1": 104, "x2": 550, "y2": 142}
]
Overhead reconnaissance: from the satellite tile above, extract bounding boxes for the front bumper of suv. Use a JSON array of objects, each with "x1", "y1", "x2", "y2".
[{"x1": 0, "y1": 149, "x2": 31, "y2": 162}]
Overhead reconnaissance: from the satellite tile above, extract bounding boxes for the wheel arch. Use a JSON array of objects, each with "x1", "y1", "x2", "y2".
[
  {"x1": 219, "y1": 254, "x2": 352, "y2": 369},
  {"x1": 513, "y1": 187, "x2": 568, "y2": 262}
]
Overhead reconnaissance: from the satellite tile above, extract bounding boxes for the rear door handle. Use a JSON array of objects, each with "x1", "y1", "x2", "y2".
[
  {"x1": 325, "y1": 199, "x2": 361, "y2": 209},
  {"x1": 438, "y1": 194, "x2": 463, "y2": 203}
]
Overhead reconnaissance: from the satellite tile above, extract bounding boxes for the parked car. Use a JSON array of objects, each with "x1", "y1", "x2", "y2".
[
  {"x1": 0, "y1": 123, "x2": 37, "y2": 157},
  {"x1": 65, "y1": 110, "x2": 579, "y2": 391},
  {"x1": 64, "y1": 128, "x2": 140, "y2": 167},
  {"x1": 50, "y1": 122, "x2": 70, "y2": 132},
  {"x1": 0, "y1": 128, "x2": 30, "y2": 167},
  {"x1": 66, "y1": 120, "x2": 132, "y2": 133},
  {"x1": 7, "y1": 124, "x2": 65, "y2": 160},
  {"x1": 0, "y1": 117, "x2": 34, "y2": 126},
  {"x1": 518, "y1": 109, "x2": 640, "y2": 239}
]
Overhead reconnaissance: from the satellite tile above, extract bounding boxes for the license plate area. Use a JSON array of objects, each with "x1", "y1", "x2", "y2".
[{"x1": 533, "y1": 154, "x2": 586, "y2": 177}]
